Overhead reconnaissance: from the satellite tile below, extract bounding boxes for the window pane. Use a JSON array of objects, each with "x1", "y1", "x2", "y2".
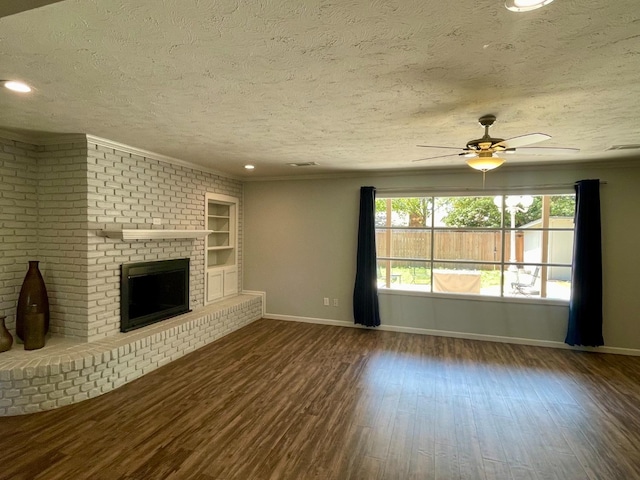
[
  {"x1": 437, "y1": 196, "x2": 501, "y2": 228},
  {"x1": 376, "y1": 228, "x2": 431, "y2": 260},
  {"x1": 503, "y1": 230, "x2": 574, "y2": 266},
  {"x1": 432, "y1": 263, "x2": 501, "y2": 296},
  {"x1": 499, "y1": 194, "x2": 575, "y2": 228},
  {"x1": 550, "y1": 195, "x2": 576, "y2": 220},
  {"x1": 377, "y1": 260, "x2": 430, "y2": 291},
  {"x1": 506, "y1": 230, "x2": 542, "y2": 264},
  {"x1": 504, "y1": 265, "x2": 541, "y2": 298},
  {"x1": 547, "y1": 229, "x2": 574, "y2": 264},
  {"x1": 375, "y1": 197, "x2": 432, "y2": 227},
  {"x1": 546, "y1": 266, "x2": 572, "y2": 300},
  {"x1": 500, "y1": 195, "x2": 540, "y2": 227},
  {"x1": 434, "y1": 230, "x2": 502, "y2": 265},
  {"x1": 504, "y1": 265, "x2": 572, "y2": 300}
]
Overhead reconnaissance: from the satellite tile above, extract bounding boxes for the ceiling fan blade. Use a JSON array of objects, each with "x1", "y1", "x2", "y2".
[
  {"x1": 416, "y1": 145, "x2": 464, "y2": 150},
  {"x1": 493, "y1": 133, "x2": 551, "y2": 149},
  {"x1": 412, "y1": 152, "x2": 466, "y2": 162},
  {"x1": 504, "y1": 147, "x2": 580, "y2": 155}
]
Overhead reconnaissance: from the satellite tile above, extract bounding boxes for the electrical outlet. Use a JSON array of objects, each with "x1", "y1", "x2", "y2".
[
  {"x1": 323, "y1": 297, "x2": 329, "y2": 306},
  {"x1": 333, "y1": 298, "x2": 339, "y2": 307},
  {"x1": 152, "y1": 218, "x2": 162, "y2": 225}
]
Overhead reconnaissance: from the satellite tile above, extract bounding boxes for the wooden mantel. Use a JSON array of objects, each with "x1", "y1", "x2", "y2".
[{"x1": 101, "y1": 229, "x2": 213, "y2": 240}]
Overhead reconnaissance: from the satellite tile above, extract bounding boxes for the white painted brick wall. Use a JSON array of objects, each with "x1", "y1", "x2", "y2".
[
  {"x1": 1, "y1": 133, "x2": 243, "y2": 342},
  {"x1": 86, "y1": 140, "x2": 243, "y2": 341},
  {"x1": 0, "y1": 136, "x2": 39, "y2": 333},
  {"x1": 37, "y1": 142, "x2": 91, "y2": 338}
]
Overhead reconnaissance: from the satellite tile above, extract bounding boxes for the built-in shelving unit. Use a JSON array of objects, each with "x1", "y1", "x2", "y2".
[{"x1": 205, "y1": 193, "x2": 239, "y2": 304}]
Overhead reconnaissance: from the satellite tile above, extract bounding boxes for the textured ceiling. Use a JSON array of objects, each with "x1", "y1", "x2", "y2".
[{"x1": 1, "y1": 0, "x2": 639, "y2": 178}]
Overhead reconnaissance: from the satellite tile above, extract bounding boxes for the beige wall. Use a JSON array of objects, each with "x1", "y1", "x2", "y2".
[{"x1": 244, "y1": 160, "x2": 640, "y2": 350}]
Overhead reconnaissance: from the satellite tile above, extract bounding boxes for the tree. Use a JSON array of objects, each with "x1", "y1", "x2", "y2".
[
  {"x1": 441, "y1": 195, "x2": 575, "y2": 228},
  {"x1": 379, "y1": 195, "x2": 575, "y2": 229},
  {"x1": 521, "y1": 195, "x2": 575, "y2": 225},
  {"x1": 440, "y1": 197, "x2": 501, "y2": 227}
]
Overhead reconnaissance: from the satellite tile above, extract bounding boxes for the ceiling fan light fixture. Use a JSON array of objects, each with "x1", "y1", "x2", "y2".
[
  {"x1": 466, "y1": 156, "x2": 505, "y2": 172},
  {"x1": 505, "y1": 0, "x2": 554, "y2": 12}
]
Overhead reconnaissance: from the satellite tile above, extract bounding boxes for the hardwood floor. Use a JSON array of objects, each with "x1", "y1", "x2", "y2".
[{"x1": 1, "y1": 319, "x2": 640, "y2": 479}]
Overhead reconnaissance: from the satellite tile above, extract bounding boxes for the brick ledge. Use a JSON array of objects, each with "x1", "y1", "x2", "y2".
[{"x1": 0, "y1": 294, "x2": 263, "y2": 416}]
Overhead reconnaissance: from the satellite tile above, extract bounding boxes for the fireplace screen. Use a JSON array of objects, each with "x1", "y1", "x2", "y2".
[{"x1": 120, "y1": 258, "x2": 190, "y2": 332}]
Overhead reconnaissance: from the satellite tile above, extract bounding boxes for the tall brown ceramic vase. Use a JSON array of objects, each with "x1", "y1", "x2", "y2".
[
  {"x1": 16, "y1": 261, "x2": 50, "y2": 342},
  {"x1": 0, "y1": 315, "x2": 13, "y2": 353}
]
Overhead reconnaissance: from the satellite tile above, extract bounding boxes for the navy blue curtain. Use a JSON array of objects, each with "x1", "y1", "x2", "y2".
[
  {"x1": 353, "y1": 186, "x2": 380, "y2": 327},
  {"x1": 565, "y1": 179, "x2": 604, "y2": 346}
]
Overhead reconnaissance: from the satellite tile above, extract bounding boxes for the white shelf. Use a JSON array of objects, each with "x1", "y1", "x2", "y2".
[
  {"x1": 205, "y1": 193, "x2": 239, "y2": 304},
  {"x1": 101, "y1": 229, "x2": 213, "y2": 240}
]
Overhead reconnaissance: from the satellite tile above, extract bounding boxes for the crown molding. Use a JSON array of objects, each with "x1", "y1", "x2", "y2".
[
  {"x1": 244, "y1": 155, "x2": 640, "y2": 182},
  {"x1": 0, "y1": 129, "x2": 240, "y2": 180},
  {"x1": 241, "y1": 166, "x2": 468, "y2": 183},
  {"x1": 3, "y1": 129, "x2": 638, "y2": 183},
  {"x1": 85, "y1": 134, "x2": 241, "y2": 181}
]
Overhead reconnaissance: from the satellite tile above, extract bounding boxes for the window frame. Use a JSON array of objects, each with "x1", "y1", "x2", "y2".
[{"x1": 375, "y1": 191, "x2": 575, "y2": 303}]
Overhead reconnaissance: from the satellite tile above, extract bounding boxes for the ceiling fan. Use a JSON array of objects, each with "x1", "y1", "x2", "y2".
[{"x1": 413, "y1": 114, "x2": 579, "y2": 175}]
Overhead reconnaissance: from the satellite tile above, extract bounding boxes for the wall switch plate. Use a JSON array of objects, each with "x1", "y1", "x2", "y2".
[
  {"x1": 333, "y1": 298, "x2": 339, "y2": 307},
  {"x1": 323, "y1": 297, "x2": 329, "y2": 306}
]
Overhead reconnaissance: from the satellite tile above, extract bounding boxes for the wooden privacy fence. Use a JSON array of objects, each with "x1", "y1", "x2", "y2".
[{"x1": 375, "y1": 229, "x2": 523, "y2": 270}]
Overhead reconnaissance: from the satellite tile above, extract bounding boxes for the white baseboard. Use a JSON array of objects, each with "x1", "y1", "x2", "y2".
[{"x1": 264, "y1": 312, "x2": 640, "y2": 357}]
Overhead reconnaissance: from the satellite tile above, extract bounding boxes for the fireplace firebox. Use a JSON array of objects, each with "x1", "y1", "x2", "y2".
[{"x1": 120, "y1": 258, "x2": 190, "y2": 332}]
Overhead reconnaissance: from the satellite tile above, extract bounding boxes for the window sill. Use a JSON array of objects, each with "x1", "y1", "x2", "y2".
[{"x1": 378, "y1": 287, "x2": 570, "y2": 307}]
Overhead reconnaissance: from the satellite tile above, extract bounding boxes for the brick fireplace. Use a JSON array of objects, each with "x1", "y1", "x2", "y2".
[
  {"x1": 0, "y1": 132, "x2": 262, "y2": 416},
  {"x1": 0, "y1": 132, "x2": 242, "y2": 340}
]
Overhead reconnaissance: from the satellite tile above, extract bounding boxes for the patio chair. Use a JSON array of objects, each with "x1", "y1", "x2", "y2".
[{"x1": 511, "y1": 266, "x2": 540, "y2": 295}]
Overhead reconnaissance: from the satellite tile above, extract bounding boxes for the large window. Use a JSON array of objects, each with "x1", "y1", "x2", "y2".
[{"x1": 375, "y1": 194, "x2": 575, "y2": 300}]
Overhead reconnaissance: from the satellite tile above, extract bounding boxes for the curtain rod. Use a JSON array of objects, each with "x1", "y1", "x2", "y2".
[{"x1": 376, "y1": 181, "x2": 607, "y2": 194}]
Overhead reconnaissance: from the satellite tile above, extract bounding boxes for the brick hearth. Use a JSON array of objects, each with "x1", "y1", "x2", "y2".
[{"x1": 0, "y1": 294, "x2": 263, "y2": 416}]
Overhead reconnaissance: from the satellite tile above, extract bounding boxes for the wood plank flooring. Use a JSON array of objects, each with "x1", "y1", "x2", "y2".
[{"x1": 1, "y1": 319, "x2": 640, "y2": 479}]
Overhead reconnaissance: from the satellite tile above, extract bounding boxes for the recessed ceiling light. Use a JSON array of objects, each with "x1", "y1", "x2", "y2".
[
  {"x1": 505, "y1": 0, "x2": 554, "y2": 12},
  {"x1": 3, "y1": 81, "x2": 32, "y2": 93},
  {"x1": 244, "y1": 164, "x2": 255, "y2": 170}
]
